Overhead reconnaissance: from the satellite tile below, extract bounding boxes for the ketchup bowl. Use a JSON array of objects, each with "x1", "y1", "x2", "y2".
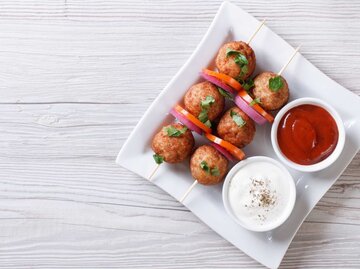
[{"x1": 271, "y1": 97, "x2": 345, "y2": 172}]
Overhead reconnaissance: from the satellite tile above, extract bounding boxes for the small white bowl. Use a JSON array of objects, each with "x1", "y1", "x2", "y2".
[
  {"x1": 222, "y1": 156, "x2": 296, "y2": 232},
  {"x1": 271, "y1": 97, "x2": 345, "y2": 172}
]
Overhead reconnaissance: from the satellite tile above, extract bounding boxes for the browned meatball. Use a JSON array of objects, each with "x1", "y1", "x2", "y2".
[
  {"x1": 217, "y1": 107, "x2": 256, "y2": 148},
  {"x1": 190, "y1": 145, "x2": 228, "y2": 185},
  {"x1": 184, "y1": 81, "x2": 225, "y2": 121},
  {"x1": 215, "y1": 41, "x2": 256, "y2": 80},
  {"x1": 252, "y1": 71, "x2": 289, "y2": 111},
  {"x1": 152, "y1": 123, "x2": 194, "y2": 163}
]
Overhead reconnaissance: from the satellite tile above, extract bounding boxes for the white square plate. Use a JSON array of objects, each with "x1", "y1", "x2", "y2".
[{"x1": 116, "y1": 2, "x2": 360, "y2": 268}]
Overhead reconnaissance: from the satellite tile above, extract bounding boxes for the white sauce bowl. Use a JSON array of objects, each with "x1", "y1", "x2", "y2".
[
  {"x1": 222, "y1": 156, "x2": 296, "y2": 232},
  {"x1": 271, "y1": 97, "x2": 345, "y2": 172}
]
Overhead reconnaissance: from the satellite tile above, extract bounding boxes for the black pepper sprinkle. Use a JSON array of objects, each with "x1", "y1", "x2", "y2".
[{"x1": 245, "y1": 177, "x2": 278, "y2": 223}]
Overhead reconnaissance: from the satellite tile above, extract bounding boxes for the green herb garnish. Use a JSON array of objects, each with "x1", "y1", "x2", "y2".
[
  {"x1": 198, "y1": 110, "x2": 212, "y2": 127},
  {"x1": 153, "y1": 154, "x2": 164, "y2": 164},
  {"x1": 230, "y1": 110, "x2": 246, "y2": 127},
  {"x1": 198, "y1": 110, "x2": 209, "y2": 123},
  {"x1": 226, "y1": 48, "x2": 249, "y2": 79},
  {"x1": 217, "y1": 87, "x2": 234, "y2": 100},
  {"x1": 239, "y1": 65, "x2": 248, "y2": 78},
  {"x1": 250, "y1": 98, "x2": 261, "y2": 106},
  {"x1": 226, "y1": 49, "x2": 249, "y2": 65},
  {"x1": 200, "y1": 160, "x2": 220, "y2": 176},
  {"x1": 200, "y1": 160, "x2": 210, "y2": 172},
  {"x1": 269, "y1": 76, "x2": 284, "y2": 92},
  {"x1": 198, "y1": 96, "x2": 215, "y2": 128},
  {"x1": 203, "y1": 120, "x2": 211, "y2": 128},
  {"x1": 234, "y1": 54, "x2": 248, "y2": 66},
  {"x1": 163, "y1": 126, "x2": 187, "y2": 137},
  {"x1": 201, "y1": 96, "x2": 215, "y2": 109},
  {"x1": 210, "y1": 167, "x2": 220, "y2": 176},
  {"x1": 226, "y1": 48, "x2": 240, "y2": 56},
  {"x1": 241, "y1": 79, "x2": 254, "y2": 92}
]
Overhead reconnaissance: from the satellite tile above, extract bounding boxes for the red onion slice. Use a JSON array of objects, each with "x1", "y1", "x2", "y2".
[
  {"x1": 200, "y1": 72, "x2": 237, "y2": 95},
  {"x1": 170, "y1": 108, "x2": 203, "y2": 135},
  {"x1": 211, "y1": 142, "x2": 236, "y2": 162},
  {"x1": 234, "y1": 95, "x2": 267, "y2": 125}
]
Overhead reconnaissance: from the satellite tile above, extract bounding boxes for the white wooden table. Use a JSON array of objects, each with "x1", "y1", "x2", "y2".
[{"x1": 0, "y1": 0, "x2": 359, "y2": 268}]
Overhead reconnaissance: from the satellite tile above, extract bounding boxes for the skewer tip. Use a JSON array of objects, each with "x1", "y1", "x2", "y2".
[
  {"x1": 148, "y1": 164, "x2": 160, "y2": 181},
  {"x1": 247, "y1": 18, "x2": 267, "y2": 45},
  {"x1": 294, "y1": 44, "x2": 302, "y2": 52},
  {"x1": 179, "y1": 180, "x2": 198, "y2": 203},
  {"x1": 277, "y1": 44, "x2": 302, "y2": 76}
]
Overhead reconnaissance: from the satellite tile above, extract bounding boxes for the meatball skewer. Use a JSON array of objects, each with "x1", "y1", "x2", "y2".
[
  {"x1": 149, "y1": 80, "x2": 226, "y2": 180},
  {"x1": 180, "y1": 145, "x2": 229, "y2": 203},
  {"x1": 202, "y1": 45, "x2": 300, "y2": 125},
  {"x1": 149, "y1": 123, "x2": 195, "y2": 181},
  {"x1": 252, "y1": 45, "x2": 301, "y2": 111},
  {"x1": 184, "y1": 81, "x2": 225, "y2": 128},
  {"x1": 179, "y1": 134, "x2": 245, "y2": 203},
  {"x1": 201, "y1": 20, "x2": 265, "y2": 98},
  {"x1": 149, "y1": 103, "x2": 215, "y2": 181},
  {"x1": 217, "y1": 106, "x2": 256, "y2": 149},
  {"x1": 214, "y1": 19, "x2": 265, "y2": 82}
]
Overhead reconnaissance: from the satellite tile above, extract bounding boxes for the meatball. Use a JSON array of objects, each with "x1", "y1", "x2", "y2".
[
  {"x1": 217, "y1": 107, "x2": 256, "y2": 148},
  {"x1": 252, "y1": 71, "x2": 289, "y2": 111},
  {"x1": 152, "y1": 123, "x2": 194, "y2": 163},
  {"x1": 215, "y1": 41, "x2": 256, "y2": 80},
  {"x1": 190, "y1": 145, "x2": 228, "y2": 185},
  {"x1": 184, "y1": 81, "x2": 225, "y2": 121}
]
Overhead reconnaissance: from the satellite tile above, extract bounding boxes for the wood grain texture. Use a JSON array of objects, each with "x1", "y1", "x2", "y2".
[{"x1": 0, "y1": 0, "x2": 358, "y2": 268}]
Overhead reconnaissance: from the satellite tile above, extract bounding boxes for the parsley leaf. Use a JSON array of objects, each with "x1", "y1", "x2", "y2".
[
  {"x1": 210, "y1": 167, "x2": 220, "y2": 176},
  {"x1": 269, "y1": 76, "x2": 284, "y2": 92},
  {"x1": 153, "y1": 154, "x2": 164, "y2": 164},
  {"x1": 201, "y1": 96, "x2": 215, "y2": 109},
  {"x1": 198, "y1": 96, "x2": 214, "y2": 128},
  {"x1": 200, "y1": 161, "x2": 220, "y2": 176},
  {"x1": 239, "y1": 66, "x2": 249, "y2": 80},
  {"x1": 226, "y1": 48, "x2": 249, "y2": 79},
  {"x1": 204, "y1": 120, "x2": 212, "y2": 128},
  {"x1": 226, "y1": 48, "x2": 240, "y2": 56},
  {"x1": 200, "y1": 160, "x2": 210, "y2": 173},
  {"x1": 234, "y1": 54, "x2": 249, "y2": 66},
  {"x1": 198, "y1": 110, "x2": 208, "y2": 122},
  {"x1": 238, "y1": 78, "x2": 254, "y2": 93},
  {"x1": 250, "y1": 97, "x2": 261, "y2": 106},
  {"x1": 198, "y1": 110, "x2": 212, "y2": 128},
  {"x1": 243, "y1": 79, "x2": 254, "y2": 91},
  {"x1": 163, "y1": 126, "x2": 187, "y2": 137},
  {"x1": 230, "y1": 110, "x2": 246, "y2": 127},
  {"x1": 226, "y1": 49, "x2": 249, "y2": 65},
  {"x1": 217, "y1": 87, "x2": 234, "y2": 100}
]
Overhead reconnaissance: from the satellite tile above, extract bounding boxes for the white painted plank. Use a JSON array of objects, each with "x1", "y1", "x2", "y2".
[{"x1": 0, "y1": 0, "x2": 359, "y2": 103}]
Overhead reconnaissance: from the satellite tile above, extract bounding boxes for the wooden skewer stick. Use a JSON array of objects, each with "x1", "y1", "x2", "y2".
[
  {"x1": 148, "y1": 164, "x2": 161, "y2": 181},
  {"x1": 247, "y1": 19, "x2": 266, "y2": 44},
  {"x1": 278, "y1": 45, "x2": 301, "y2": 76},
  {"x1": 179, "y1": 180, "x2": 198, "y2": 203}
]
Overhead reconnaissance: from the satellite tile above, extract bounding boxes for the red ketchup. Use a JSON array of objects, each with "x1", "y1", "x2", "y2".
[{"x1": 277, "y1": 104, "x2": 338, "y2": 165}]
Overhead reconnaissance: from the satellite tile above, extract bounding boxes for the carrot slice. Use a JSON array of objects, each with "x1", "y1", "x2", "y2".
[
  {"x1": 174, "y1": 105, "x2": 212, "y2": 134},
  {"x1": 203, "y1": 69, "x2": 242, "y2": 91},
  {"x1": 202, "y1": 69, "x2": 274, "y2": 123},
  {"x1": 205, "y1": 133, "x2": 245, "y2": 161}
]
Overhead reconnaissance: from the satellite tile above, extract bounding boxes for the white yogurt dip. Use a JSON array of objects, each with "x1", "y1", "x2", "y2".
[{"x1": 223, "y1": 157, "x2": 296, "y2": 232}]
